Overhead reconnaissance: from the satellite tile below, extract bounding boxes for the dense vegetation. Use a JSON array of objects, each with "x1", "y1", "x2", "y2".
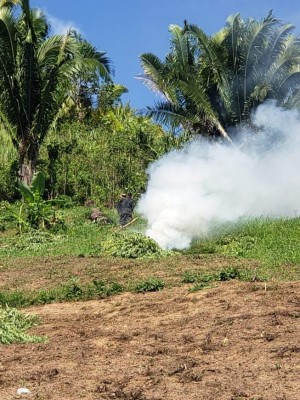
[{"x1": 0, "y1": 3, "x2": 299, "y2": 346}]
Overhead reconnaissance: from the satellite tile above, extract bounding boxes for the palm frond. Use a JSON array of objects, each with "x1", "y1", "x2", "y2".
[
  {"x1": 144, "y1": 100, "x2": 188, "y2": 129},
  {"x1": 138, "y1": 53, "x2": 177, "y2": 102}
]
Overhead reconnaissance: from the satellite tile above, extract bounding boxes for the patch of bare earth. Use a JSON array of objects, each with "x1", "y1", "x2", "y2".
[{"x1": 0, "y1": 281, "x2": 300, "y2": 400}]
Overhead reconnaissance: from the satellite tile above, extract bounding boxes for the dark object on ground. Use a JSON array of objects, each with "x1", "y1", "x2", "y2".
[{"x1": 90, "y1": 208, "x2": 109, "y2": 224}]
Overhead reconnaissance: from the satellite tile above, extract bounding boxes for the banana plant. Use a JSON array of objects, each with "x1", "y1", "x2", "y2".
[{"x1": 17, "y1": 172, "x2": 55, "y2": 229}]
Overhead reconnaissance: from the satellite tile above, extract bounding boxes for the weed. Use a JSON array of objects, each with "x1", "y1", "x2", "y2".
[
  {"x1": 133, "y1": 277, "x2": 165, "y2": 293},
  {"x1": 88, "y1": 280, "x2": 123, "y2": 297},
  {"x1": 0, "y1": 276, "x2": 125, "y2": 308},
  {"x1": 61, "y1": 278, "x2": 84, "y2": 300},
  {"x1": 0, "y1": 290, "x2": 29, "y2": 308},
  {"x1": 218, "y1": 266, "x2": 240, "y2": 281},
  {"x1": 182, "y1": 270, "x2": 217, "y2": 283},
  {"x1": 188, "y1": 282, "x2": 213, "y2": 292}
]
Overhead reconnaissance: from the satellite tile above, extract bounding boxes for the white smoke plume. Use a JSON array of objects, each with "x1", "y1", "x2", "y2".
[{"x1": 136, "y1": 101, "x2": 300, "y2": 249}]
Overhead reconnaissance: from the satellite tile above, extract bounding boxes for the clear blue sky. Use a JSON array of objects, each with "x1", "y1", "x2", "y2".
[{"x1": 31, "y1": 0, "x2": 300, "y2": 111}]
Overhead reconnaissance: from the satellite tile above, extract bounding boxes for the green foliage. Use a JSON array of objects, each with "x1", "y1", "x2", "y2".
[
  {"x1": 182, "y1": 270, "x2": 216, "y2": 283},
  {"x1": 0, "y1": 278, "x2": 125, "y2": 308},
  {"x1": 133, "y1": 277, "x2": 165, "y2": 293},
  {"x1": 13, "y1": 172, "x2": 66, "y2": 230},
  {"x1": 0, "y1": 205, "x2": 103, "y2": 257},
  {"x1": 0, "y1": 129, "x2": 17, "y2": 200},
  {"x1": 213, "y1": 217, "x2": 300, "y2": 265},
  {"x1": 40, "y1": 108, "x2": 185, "y2": 205},
  {"x1": 101, "y1": 231, "x2": 173, "y2": 259},
  {"x1": 0, "y1": 305, "x2": 46, "y2": 345},
  {"x1": 218, "y1": 266, "x2": 240, "y2": 281},
  {"x1": 188, "y1": 282, "x2": 213, "y2": 292},
  {"x1": 88, "y1": 280, "x2": 124, "y2": 297},
  {"x1": 188, "y1": 217, "x2": 300, "y2": 280},
  {"x1": 0, "y1": 0, "x2": 112, "y2": 184},
  {"x1": 0, "y1": 211, "x2": 300, "y2": 309},
  {"x1": 182, "y1": 266, "x2": 241, "y2": 285},
  {"x1": 139, "y1": 12, "x2": 300, "y2": 138},
  {"x1": 0, "y1": 100, "x2": 185, "y2": 204}
]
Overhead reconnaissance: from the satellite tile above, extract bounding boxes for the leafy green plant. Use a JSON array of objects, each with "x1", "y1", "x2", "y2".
[
  {"x1": 182, "y1": 270, "x2": 217, "y2": 284},
  {"x1": 0, "y1": 305, "x2": 46, "y2": 344},
  {"x1": 188, "y1": 282, "x2": 213, "y2": 292},
  {"x1": 133, "y1": 277, "x2": 165, "y2": 293},
  {"x1": 182, "y1": 266, "x2": 242, "y2": 287},
  {"x1": 217, "y1": 266, "x2": 240, "y2": 281},
  {"x1": 101, "y1": 231, "x2": 173, "y2": 259},
  {"x1": 61, "y1": 278, "x2": 84, "y2": 300},
  {"x1": 15, "y1": 171, "x2": 65, "y2": 231}
]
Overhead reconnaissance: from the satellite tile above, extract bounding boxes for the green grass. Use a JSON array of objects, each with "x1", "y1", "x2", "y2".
[
  {"x1": 0, "y1": 276, "x2": 165, "y2": 308},
  {"x1": 188, "y1": 217, "x2": 300, "y2": 278},
  {"x1": 0, "y1": 205, "x2": 300, "y2": 311},
  {"x1": 0, "y1": 206, "x2": 109, "y2": 257}
]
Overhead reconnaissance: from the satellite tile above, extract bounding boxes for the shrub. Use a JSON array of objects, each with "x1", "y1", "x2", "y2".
[
  {"x1": 133, "y1": 277, "x2": 165, "y2": 293},
  {"x1": 101, "y1": 231, "x2": 173, "y2": 259}
]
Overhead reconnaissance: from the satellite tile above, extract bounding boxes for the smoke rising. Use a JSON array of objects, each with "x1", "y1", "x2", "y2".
[{"x1": 136, "y1": 102, "x2": 300, "y2": 249}]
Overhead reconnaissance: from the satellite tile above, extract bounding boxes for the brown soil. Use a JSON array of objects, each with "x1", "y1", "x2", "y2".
[{"x1": 1, "y1": 277, "x2": 300, "y2": 400}]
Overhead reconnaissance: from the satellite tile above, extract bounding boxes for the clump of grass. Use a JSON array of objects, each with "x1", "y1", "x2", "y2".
[
  {"x1": 218, "y1": 266, "x2": 240, "y2": 281},
  {"x1": 0, "y1": 305, "x2": 46, "y2": 344},
  {"x1": 101, "y1": 231, "x2": 173, "y2": 259}
]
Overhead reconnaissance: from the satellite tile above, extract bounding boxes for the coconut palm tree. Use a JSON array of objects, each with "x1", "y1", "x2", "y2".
[
  {"x1": 139, "y1": 12, "x2": 300, "y2": 141},
  {"x1": 0, "y1": 0, "x2": 111, "y2": 184}
]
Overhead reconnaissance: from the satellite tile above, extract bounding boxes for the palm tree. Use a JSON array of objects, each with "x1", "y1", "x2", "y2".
[
  {"x1": 138, "y1": 24, "x2": 232, "y2": 142},
  {"x1": 187, "y1": 11, "x2": 300, "y2": 127},
  {"x1": 0, "y1": 0, "x2": 112, "y2": 184},
  {"x1": 139, "y1": 12, "x2": 300, "y2": 141}
]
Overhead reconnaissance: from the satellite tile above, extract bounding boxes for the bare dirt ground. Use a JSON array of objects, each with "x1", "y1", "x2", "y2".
[{"x1": 1, "y1": 278, "x2": 300, "y2": 400}]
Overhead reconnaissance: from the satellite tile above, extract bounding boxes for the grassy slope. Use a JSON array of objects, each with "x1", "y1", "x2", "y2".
[{"x1": 0, "y1": 206, "x2": 299, "y2": 309}]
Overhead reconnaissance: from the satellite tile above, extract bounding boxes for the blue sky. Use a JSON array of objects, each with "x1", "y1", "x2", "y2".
[{"x1": 30, "y1": 0, "x2": 300, "y2": 110}]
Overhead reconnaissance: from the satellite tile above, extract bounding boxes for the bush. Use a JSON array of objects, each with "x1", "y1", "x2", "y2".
[
  {"x1": 133, "y1": 277, "x2": 165, "y2": 293},
  {"x1": 101, "y1": 231, "x2": 173, "y2": 259}
]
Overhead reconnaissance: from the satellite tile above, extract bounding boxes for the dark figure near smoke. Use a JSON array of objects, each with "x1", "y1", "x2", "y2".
[{"x1": 116, "y1": 193, "x2": 134, "y2": 226}]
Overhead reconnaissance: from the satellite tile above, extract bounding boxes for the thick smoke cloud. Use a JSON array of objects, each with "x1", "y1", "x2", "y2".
[{"x1": 136, "y1": 102, "x2": 300, "y2": 249}]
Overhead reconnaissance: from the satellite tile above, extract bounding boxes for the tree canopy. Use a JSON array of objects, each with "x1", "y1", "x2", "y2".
[
  {"x1": 0, "y1": 0, "x2": 112, "y2": 184},
  {"x1": 139, "y1": 11, "x2": 300, "y2": 140}
]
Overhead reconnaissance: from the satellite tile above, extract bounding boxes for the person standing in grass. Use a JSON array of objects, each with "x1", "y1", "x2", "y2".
[{"x1": 116, "y1": 193, "x2": 134, "y2": 226}]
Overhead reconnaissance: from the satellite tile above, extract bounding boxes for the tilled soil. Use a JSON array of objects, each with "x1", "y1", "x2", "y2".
[{"x1": 1, "y1": 280, "x2": 300, "y2": 400}]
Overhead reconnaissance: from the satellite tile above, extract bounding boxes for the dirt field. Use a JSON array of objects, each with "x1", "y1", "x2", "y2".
[{"x1": 1, "y1": 278, "x2": 300, "y2": 400}]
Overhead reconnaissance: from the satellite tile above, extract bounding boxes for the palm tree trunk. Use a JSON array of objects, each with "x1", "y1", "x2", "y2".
[
  {"x1": 19, "y1": 157, "x2": 35, "y2": 186},
  {"x1": 19, "y1": 138, "x2": 38, "y2": 185}
]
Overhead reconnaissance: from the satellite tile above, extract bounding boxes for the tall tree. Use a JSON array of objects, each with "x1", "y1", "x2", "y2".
[
  {"x1": 0, "y1": 0, "x2": 111, "y2": 184},
  {"x1": 186, "y1": 11, "x2": 300, "y2": 128},
  {"x1": 139, "y1": 12, "x2": 300, "y2": 140},
  {"x1": 138, "y1": 24, "x2": 232, "y2": 142}
]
